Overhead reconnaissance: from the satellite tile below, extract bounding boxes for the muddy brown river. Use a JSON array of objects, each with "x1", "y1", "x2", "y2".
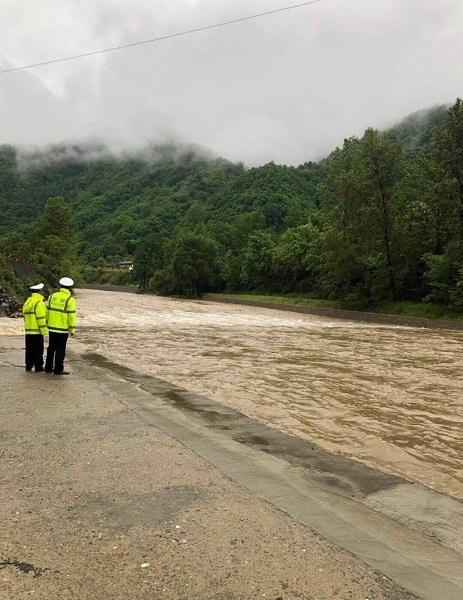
[{"x1": 3, "y1": 288, "x2": 463, "y2": 501}]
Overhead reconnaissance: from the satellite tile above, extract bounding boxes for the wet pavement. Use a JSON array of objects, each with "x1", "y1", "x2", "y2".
[
  {"x1": 74, "y1": 348, "x2": 463, "y2": 599},
  {"x1": 1, "y1": 336, "x2": 423, "y2": 600}
]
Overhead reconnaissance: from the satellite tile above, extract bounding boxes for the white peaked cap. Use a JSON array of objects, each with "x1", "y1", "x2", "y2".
[
  {"x1": 59, "y1": 277, "x2": 74, "y2": 287},
  {"x1": 29, "y1": 283, "x2": 44, "y2": 290}
]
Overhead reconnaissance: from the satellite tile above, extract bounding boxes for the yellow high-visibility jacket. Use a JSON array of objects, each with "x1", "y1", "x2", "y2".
[
  {"x1": 23, "y1": 293, "x2": 48, "y2": 335},
  {"x1": 46, "y1": 288, "x2": 77, "y2": 334}
]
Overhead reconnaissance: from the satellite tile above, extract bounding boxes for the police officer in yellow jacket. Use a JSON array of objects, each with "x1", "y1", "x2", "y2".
[
  {"x1": 45, "y1": 277, "x2": 76, "y2": 375},
  {"x1": 22, "y1": 282, "x2": 48, "y2": 372}
]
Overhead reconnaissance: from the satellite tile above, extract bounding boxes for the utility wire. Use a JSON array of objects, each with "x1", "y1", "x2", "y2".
[{"x1": 0, "y1": 0, "x2": 323, "y2": 75}]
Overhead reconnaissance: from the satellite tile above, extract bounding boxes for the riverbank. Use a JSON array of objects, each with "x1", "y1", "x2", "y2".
[
  {"x1": 0, "y1": 335, "x2": 419, "y2": 600},
  {"x1": 204, "y1": 294, "x2": 463, "y2": 331}
]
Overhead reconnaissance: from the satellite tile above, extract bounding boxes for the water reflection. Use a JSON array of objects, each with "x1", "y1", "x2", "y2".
[{"x1": 73, "y1": 290, "x2": 463, "y2": 500}]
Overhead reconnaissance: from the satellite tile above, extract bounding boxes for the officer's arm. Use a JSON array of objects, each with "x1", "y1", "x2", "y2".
[
  {"x1": 35, "y1": 300, "x2": 48, "y2": 336},
  {"x1": 68, "y1": 297, "x2": 77, "y2": 335}
]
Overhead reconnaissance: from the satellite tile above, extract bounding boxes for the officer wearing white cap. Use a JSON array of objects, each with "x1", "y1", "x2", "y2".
[
  {"x1": 45, "y1": 277, "x2": 77, "y2": 375},
  {"x1": 22, "y1": 282, "x2": 48, "y2": 372},
  {"x1": 59, "y1": 277, "x2": 74, "y2": 287}
]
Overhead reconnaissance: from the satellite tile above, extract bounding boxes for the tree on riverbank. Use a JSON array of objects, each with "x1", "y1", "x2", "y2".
[
  {"x1": 421, "y1": 99, "x2": 463, "y2": 307},
  {"x1": 0, "y1": 197, "x2": 80, "y2": 292}
]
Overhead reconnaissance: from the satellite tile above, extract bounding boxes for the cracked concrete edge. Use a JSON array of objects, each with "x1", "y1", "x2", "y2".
[{"x1": 363, "y1": 483, "x2": 463, "y2": 554}]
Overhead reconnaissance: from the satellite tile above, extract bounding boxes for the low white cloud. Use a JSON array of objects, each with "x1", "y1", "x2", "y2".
[{"x1": 1, "y1": 0, "x2": 462, "y2": 166}]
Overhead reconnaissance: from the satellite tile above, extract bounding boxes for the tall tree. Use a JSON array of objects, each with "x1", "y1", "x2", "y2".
[
  {"x1": 360, "y1": 129, "x2": 404, "y2": 301},
  {"x1": 31, "y1": 197, "x2": 79, "y2": 284},
  {"x1": 219, "y1": 211, "x2": 266, "y2": 291},
  {"x1": 393, "y1": 149, "x2": 435, "y2": 298},
  {"x1": 240, "y1": 230, "x2": 276, "y2": 290},
  {"x1": 318, "y1": 137, "x2": 375, "y2": 304},
  {"x1": 272, "y1": 223, "x2": 320, "y2": 293},
  {"x1": 424, "y1": 99, "x2": 463, "y2": 305},
  {"x1": 132, "y1": 233, "x2": 165, "y2": 290},
  {"x1": 169, "y1": 232, "x2": 220, "y2": 297},
  {"x1": 431, "y1": 98, "x2": 463, "y2": 245}
]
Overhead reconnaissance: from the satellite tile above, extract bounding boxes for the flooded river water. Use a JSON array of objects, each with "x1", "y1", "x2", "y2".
[{"x1": 4, "y1": 288, "x2": 463, "y2": 500}]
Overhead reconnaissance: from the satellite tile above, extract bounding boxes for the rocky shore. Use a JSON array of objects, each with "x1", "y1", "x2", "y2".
[{"x1": 0, "y1": 287, "x2": 22, "y2": 318}]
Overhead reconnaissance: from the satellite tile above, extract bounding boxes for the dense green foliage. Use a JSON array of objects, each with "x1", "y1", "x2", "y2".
[
  {"x1": 0, "y1": 255, "x2": 29, "y2": 297},
  {"x1": 1, "y1": 100, "x2": 462, "y2": 310}
]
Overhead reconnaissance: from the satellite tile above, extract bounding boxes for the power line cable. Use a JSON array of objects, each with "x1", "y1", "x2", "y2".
[{"x1": 0, "y1": 0, "x2": 323, "y2": 75}]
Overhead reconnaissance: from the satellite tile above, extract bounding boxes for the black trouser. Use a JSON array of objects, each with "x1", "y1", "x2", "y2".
[
  {"x1": 25, "y1": 334, "x2": 44, "y2": 372},
  {"x1": 45, "y1": 332, "x2": 69, "y2": 374}
]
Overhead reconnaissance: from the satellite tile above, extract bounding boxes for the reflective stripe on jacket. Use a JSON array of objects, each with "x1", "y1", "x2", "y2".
[
  {"x1": 46, "y1": 288, "x2": 77, "y2": 334},
  {"x1": 23, "y1": 293, "x2": 48, "y2": 335}
]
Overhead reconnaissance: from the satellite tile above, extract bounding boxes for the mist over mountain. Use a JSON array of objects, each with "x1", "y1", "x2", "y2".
[
  {"x1": 2, "y1": 1, "x2": 462, "y2": 168},
  {"x1": 1, "y1": 98, "x2": 462, "y2": 310},
  {"x1": 10, "y1": 100, "x2": 450, "y2": 175},
  {"x1": 387, "y1": 104, "x2": 449, "y2": 149},
  {"x1": 0, "y1": 101, "x2": 451, "y2": 242},
  {"x1": 14, "y1": 138, "x2": 224, "y2": 171}
]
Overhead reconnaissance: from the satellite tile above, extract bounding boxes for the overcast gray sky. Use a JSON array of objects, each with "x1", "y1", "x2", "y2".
[{"x1": 0, "y1": 0, "x2": 462, "y2": 166}]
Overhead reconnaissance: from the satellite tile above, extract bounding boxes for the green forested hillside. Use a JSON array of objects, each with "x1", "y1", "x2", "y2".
[
  {"x1": 1, "y1": 143, "x2": 244, "y2": 259},
  {"x1": 387, "y1": 104, "x2": 448, "y2": 149},
  {"x1": 1, "y1": 100, "x2": 462, "y2": 310}
]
